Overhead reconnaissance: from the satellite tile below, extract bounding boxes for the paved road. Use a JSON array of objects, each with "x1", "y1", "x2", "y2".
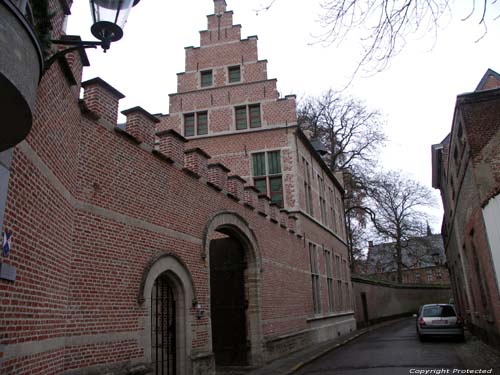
[{"x1": 295, "y1": 319, "x2": 498, "y2": 375}]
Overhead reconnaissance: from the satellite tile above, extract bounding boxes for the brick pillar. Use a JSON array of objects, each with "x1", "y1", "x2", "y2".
[
  {"x1": 279, "y1": 209, "x2": 289, "y2": 228},
  {"x1": 269, "y1": 203, "x2": 279, "y2": 223},
  {"x1": 287, "y1": 214, "x2": 297, "y2": 234},
  {"x1": 156, "y1": 130, "x2": 187, "y2": 166},
  {"x1": 244, "y1": 186, "x2": 259, "y2": 209},
  {"x1": 257, "y1": 194, "x2": 270, "y2": 217},
  {"x1": 227, "y1": 175, "x2": 245, "y2": 201},
  {"x1": 121, "y1": 106, "x2": 159, "y2": 147},
  {"x1": 184, "y1": 148, "x2": 211, "y2": 179},
  {"x1": 82, "y1": 78, "x2": 124, "y2": 125},
  {"x1": 207, "y1": 163, "x2": 229, "y2": 191}
]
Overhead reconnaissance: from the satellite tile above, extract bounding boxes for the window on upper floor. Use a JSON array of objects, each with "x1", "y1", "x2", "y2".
[
  {"x1": 200, "y1": 70, "x2": 213, "y2": 87},
  {"x1": 303, "y1": 158, "x2": 313, "y2": 216},
  {"x1": 184, "y1": 111, "x2": 208, "y2": 137},
  {"x1": 318, "y1": 175, "x2": 327, "y2": 225},
  {"x1": 252, "y1": 150, "x2": 283, "y2": 207},
  {"x1": 228, "y1": 65, "x2": 241, "y2": 83},
  {"x1": 235, "y1": 104, "x2": 261, "y2": 130}
]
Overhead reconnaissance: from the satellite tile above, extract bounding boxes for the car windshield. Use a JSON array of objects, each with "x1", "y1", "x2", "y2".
[{"x1": 422, "y1": 305, "x2": 456, "y2": 318}]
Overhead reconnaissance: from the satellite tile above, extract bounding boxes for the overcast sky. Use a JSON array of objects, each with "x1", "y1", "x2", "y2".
[{"x1": 67, "y1": 0, "x2": 500, "y2": 231}]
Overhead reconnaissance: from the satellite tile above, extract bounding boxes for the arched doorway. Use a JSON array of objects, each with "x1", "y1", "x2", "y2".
[
  {"x1": 203, "y1": 212, "x2": 263, "y2": 367},
  {"x1": 139, "y1": 254, "x2": 195, "y2": 375},
  {"x1": 151, "y1": 274, "x2": 176, "y2": 374},
  {"x1": 210, "y1": 234, "x2": 247, "y2": 365}
]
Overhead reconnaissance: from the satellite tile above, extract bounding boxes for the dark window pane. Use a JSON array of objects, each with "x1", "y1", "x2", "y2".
[
  {"x1": 236, "y1": 106, "x2": 247, "y2": 129},
  {"x1": 197, "y1": 112, "x2": 208, "y2": 135},
  {"x1": 229, "y1": 66, "x2": 241, "y2": 83},
  {"x1": 268, "y1": 151, "x2": 281, "y2": 174},
  {"x1": 201, "y1": 70, "x2": 212, "y2": 87},
  {"x1": 270, "y1": 176, "x2": 283, "y2": 207},
  {"x1": 184, "y1": 114, "x2": 195, "y2": 137},
  {"x1": 252, "y1": 153, "x2": 266, "y2": 176},
  {"x1": 254, "y1": 178, "x2": 267, "y2": 194},
  {"x1": 249, "y1": 104, "x2": 261, "y2": 128}
]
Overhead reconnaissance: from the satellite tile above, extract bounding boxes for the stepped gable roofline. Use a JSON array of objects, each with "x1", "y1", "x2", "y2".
[
  {"x1": 295, "y1": 128, "x2": 344, "y2": 194},
  {"x1": 207, "y1": 10, "x2": 234, "y2": 17},
  {"x1": 81, "y1": 77, "x2": 125, "y2": 99},
  {"x1": 199, "y1": 23, "x2": 241, "y2": 33},
  {"x1": 475, "y1": 68, "x2": 500, "y2": 91},
  {"x1": 168, "y1": 78, "x2": 278, "y2": 97},
  {"x1": 184, "y1": 33, "x2": 255, "y2": 52}
]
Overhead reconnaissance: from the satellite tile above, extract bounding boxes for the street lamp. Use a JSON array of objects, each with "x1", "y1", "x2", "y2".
[{"x1": 45, "y1": 0, "x2": 141, "y2": 69}]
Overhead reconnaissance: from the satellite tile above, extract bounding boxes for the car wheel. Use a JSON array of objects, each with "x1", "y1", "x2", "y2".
[{"x1": 418, "y1": 334, "x2": 425, "y2": 342}]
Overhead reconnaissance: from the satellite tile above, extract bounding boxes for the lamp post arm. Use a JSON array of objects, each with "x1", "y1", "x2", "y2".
[{"x1": 44, "y1": 40, "x2": 103, "y2": 72}]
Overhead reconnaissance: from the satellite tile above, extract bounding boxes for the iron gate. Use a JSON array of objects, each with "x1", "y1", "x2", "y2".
[{"x1": 152, "y1": 275, "x2": 176, "y2": 375}]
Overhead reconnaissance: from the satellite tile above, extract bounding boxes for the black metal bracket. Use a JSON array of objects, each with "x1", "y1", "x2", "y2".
[{"x1": 44, "y1": 39, "x2": 104, "y2": 72}]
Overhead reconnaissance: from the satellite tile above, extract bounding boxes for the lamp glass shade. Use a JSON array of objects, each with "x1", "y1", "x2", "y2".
[{"x1": 89, "y1": 0, "x2": 135, "y2": 43}]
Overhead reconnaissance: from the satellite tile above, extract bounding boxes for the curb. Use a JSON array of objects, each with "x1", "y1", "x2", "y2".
[{"x1": 286, "y1": 317, "x2": 410, "y2": 374}]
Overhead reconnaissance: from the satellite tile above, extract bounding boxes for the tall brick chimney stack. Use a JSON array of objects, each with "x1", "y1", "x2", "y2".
[{"x1": 214, "y1": 0, "x2": 227, "y2": 14}]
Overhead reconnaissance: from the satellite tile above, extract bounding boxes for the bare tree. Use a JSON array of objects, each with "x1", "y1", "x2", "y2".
[
  {"x1": 256, "y1": 0, "x2": 498, "y2": 76},
  {"x1": 298, "y1": 89, "x2": 386, "y2": 172},
  {"x1": 364, "y1": 170, "x2": 436, "y2": 282},
  {"x1": 298, "y1": 90, "x2": 386, "y2": 270}
]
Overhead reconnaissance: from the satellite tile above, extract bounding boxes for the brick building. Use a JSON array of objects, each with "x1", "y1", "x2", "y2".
[
  {"x1": 364, "y1": 234, "x2": 450, "y2": 286},
  {"x1": 0, "y1": 0, "x2": 354, "y2": 374},
  {"x1": 431, "y1": 69, "x2": 500, "y2": 347}
]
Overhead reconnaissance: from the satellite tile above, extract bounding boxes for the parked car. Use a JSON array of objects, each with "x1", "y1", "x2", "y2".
[{"x1": 416, "y1": 304, "x2": 464, "y2": 341}]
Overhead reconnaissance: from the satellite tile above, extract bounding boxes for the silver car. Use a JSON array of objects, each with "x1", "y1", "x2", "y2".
[{"x1": 416, "y1": 304, "x2": 465, "y2": 341}]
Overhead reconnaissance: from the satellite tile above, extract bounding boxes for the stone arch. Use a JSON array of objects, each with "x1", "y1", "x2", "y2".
[
  {"x1": 203, "y1": 211, "x2": 263, "y2": 365},
  {"x1": 139, "y1": 253, "x2": 195, "y2": 375}
]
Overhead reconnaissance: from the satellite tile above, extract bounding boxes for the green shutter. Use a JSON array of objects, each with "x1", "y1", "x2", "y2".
[
  {"x1": 197, "y1": 112, "x2": 208, "y2": 135},
  {"x1": 236, "y1": 107, "x2": 247, "y2": 129},
  {"x1": 268, "y1": 151, "x2": 281, "y2": 174},
  {"x1": 252, "y1": 153, "x2": 266, "y2": 176},
  {"x1": 229, "y1": 66, "x2": 241, "y2": 83},
  {"x1": 184, "y1": 114, "x2": 195, "y2": 137},
  {"x1": 254, "y1": 178, "x2": 267, "y2": 194},
  {"x1": 201, "y1": 70, "x2": 212, "y2": 87},
  {"x1": 270, "y1": 177, "x2": 283, "y2": 206},
  {"x1": 249, "y1": 104, "x2": 261, "y2": 128}
]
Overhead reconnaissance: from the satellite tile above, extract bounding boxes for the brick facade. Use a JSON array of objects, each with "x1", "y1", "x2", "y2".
[
  {"x1": 0, "y1": 0, "x2": 354, "y2": 374},
  {"x1": 432, "y1": 70, "x2": 500, "y2": 348}
]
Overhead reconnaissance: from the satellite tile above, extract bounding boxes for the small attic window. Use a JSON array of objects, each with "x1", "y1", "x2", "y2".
[
  {"x1": 201, "y1": 70, "x2": 213, "y2": 87},
  {"x1": 228, "y1": 65, "x2": 241, "y2": 83}
]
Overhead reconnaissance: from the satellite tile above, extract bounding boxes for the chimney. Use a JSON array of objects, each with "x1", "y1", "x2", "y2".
[{"x1": 214, "y1": 0, "x2": 227, "y2": 14}]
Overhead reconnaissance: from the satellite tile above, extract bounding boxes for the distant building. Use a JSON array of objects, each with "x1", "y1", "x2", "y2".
[
  {"x1": 432, "y1": 68, "x2": 500, "y2": 347},
  {"x1": 364, "y1": 233, "x2": 450, "y2": 285}
]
